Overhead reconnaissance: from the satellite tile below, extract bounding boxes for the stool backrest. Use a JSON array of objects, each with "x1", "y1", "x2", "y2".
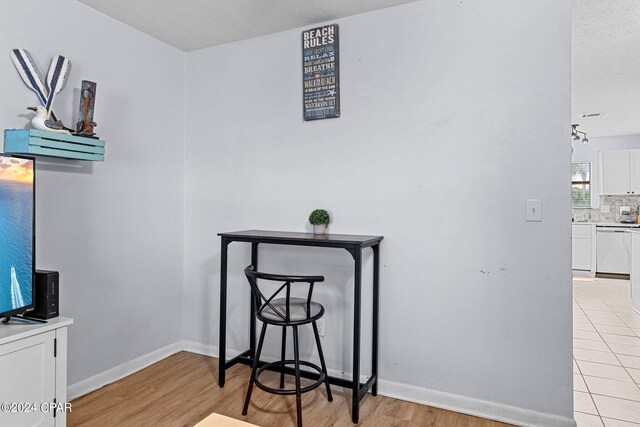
[{"x1": 244, "y1": 265, "x2": 324, "y2": 322}]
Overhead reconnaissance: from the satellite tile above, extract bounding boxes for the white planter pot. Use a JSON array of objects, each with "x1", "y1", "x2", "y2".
[{"x1": 313, "y1": 224, "x2": 327, "y2": 234}]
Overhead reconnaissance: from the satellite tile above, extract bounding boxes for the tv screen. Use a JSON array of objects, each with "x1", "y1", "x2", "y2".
[{"x1": 0, "y1": 154, "x2": 35, "y2": 319}]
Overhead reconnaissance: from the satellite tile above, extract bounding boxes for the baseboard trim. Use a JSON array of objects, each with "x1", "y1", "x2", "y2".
[
  {"x1": 68, "y1": 341, "x2": 183, "y2": 400},
  {"x1": 181, "y1": 340, "x2": 220, "y2": 358},
  {"x1": 69, "y1": 341, "x2": 576, "y2": 427},
  {"x1": 378, "y1": 379, "x2": 575, "y2": 427}
]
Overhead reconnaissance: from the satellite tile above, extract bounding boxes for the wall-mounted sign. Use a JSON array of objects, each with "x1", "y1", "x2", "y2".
[{"x1": 302, "y1": 24, "x2": 340, "y2": 121}]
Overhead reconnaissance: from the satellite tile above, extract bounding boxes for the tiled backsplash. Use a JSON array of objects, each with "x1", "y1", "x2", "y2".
[{"x1": 573, "y1": 195, "x2": 640, "y2": 222}]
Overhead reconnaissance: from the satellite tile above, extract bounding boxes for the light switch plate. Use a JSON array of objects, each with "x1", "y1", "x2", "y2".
[{"x1": 526, "y1": 199, "x2": 542, "y2": 222}]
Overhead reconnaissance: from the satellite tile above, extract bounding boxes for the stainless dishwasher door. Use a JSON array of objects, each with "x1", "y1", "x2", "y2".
[{"x1": 596, "y1": 227, "x2": 631, "y2": 274}]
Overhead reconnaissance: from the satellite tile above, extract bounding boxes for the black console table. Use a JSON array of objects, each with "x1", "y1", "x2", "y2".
[{"x1": 217, "y1": 230, "x2": 383, "y2": 423}]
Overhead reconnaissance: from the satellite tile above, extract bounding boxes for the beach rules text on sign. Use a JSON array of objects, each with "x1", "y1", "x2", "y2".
[{"x1": 302, "y1": 24, "x2": 340, "y2": 120}]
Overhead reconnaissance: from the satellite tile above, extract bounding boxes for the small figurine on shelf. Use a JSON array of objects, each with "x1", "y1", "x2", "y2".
[
  {"x1": 75, "y1": 80, "x2": 98, "y2": 138},
  {"x1": 27, "y1": 106, "x2": 72, "y2": 134}
]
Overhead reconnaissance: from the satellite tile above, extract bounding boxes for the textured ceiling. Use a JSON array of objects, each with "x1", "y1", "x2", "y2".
[
  {"x1": 573, "y1": 0, "x2": 640, "y2": 137},
  {"x1": 76, "y1": 0, "x2": 418, "y2": 52},
  {"x1": 77, "y1": 1, "x2": 639, "y2": 137}
]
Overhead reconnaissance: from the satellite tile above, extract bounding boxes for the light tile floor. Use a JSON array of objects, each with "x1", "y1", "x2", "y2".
[{"x1": 574, "y1": 276, "x2": 640, "y2": 426}]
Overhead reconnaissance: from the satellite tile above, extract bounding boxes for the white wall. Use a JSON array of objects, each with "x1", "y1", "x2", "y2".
[
  {"x1": 184, "y1": 0, "x2": 572, "y2": 422},
  {"x1": 573, "y1": 133, "x2": 640, "y2": 205},
  {"x1": 0, "y1": 0, "x2": 573, "y2": 423},
  {"x1": 0, "y1": 0, "x2": 185, "y2": 385}
]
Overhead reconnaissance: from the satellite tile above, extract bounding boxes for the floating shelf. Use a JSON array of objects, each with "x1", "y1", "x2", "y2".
[{"x1": 3, "y1": 129, "x2": 105, "y2": 161}]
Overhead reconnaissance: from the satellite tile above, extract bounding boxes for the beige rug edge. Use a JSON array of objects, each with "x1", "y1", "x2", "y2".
[{"x1": 194, "y1": 412, "x2": 260, "y2": 427}]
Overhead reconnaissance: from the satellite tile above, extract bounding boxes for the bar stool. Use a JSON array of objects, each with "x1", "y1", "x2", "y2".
[{"x1": 242, "y1": 265, "x2": 332, "y2": 427}]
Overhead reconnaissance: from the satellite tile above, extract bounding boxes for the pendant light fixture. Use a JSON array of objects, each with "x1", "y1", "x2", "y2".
[{"x1": 571, "y1": 124, "x2": 589, "y2": 144}]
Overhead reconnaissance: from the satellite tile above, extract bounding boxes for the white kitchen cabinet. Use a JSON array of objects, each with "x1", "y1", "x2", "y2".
[
  {"x1": 599, "y1": 149, "x2": 640, "y2": 195},
  {"x1": 0, "y1": 317, "x2": 72, "y2": 427},
  {"x1": 630, "y1": 150, "x2": 640, "y2": 194},
  {"x1": 572, "y1": 224, "x2": 594, "y2": 271},
  {"x1": 631, "y1": 232, "x2": 640, "y2": 312}
]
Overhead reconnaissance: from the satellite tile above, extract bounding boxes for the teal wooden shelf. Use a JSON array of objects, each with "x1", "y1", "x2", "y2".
[{"x1": 3, "y1": 129, "x2": 106, "y2": 161}]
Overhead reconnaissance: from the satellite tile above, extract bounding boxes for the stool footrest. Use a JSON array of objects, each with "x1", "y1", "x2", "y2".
[{"x1": 255, "y1": 360, "x2": 326, "y2": 396}]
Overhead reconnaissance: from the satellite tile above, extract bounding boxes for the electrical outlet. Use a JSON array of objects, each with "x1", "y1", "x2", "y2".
[
  {"x1": 316, "y1": 319, "x2": 325, "y2": 337},
  {"x1": 526, "y1": 199, "x2": 542, "y2": 222}
]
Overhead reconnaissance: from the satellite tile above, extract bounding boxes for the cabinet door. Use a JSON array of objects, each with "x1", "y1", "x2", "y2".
[
  {"x1": 602, "y1": 150, "x2": 631, "y2": 195},
  {"x1": 629, "y1": 149, "x2": 640, "y2": 194},
  {"x1": 0, "y1": 331, "x2": 56, "y2": 427},
  {"x1": 572, "y1": 225, "x2": 592, "y2": 270},
  {"x1": 633, "y1": 233, "x2": 640, "y2": 311}
]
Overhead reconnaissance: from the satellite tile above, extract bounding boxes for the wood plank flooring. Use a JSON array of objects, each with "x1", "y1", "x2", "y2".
[{"x1": 68, "y1": 351, "x2": 512, "y2": 427}]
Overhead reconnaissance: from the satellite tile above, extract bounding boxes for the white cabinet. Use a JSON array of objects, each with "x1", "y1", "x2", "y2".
[
  {"x1": 631, "y1": 232, "x2": 640, "y2": 312},
  {"x1": 630, "y1": 150, "x2": 640, "y2": 194},
  {"x1": 0, "y1": 317, "x2": 72, "y2": 427},
  {"x1": 599, "y1": 149, "x2": 640, "y2": 195},
  {"x1": 572, "y1": 224, "x2": 594, "y2": 271}
]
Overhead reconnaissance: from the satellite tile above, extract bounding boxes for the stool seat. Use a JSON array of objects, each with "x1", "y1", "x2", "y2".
[{"x1": 258, "y1": 298, "x2": 324, "y2": 324}]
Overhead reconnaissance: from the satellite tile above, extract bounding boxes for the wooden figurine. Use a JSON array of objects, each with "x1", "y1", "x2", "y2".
[
  {"x1": 76, "y1": 80, "x2": 97, "y2": 137},
  {"x1": 27, "y1": 106, "x2": 72, "y2": 134},
  {"x1": 10, "y1": 49, "x2": 72, "y2": 130}
]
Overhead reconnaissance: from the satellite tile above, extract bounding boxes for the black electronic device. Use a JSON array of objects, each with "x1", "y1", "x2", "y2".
[{"x1": 28, "y1": 270, "x2": 59, "y2": 320}]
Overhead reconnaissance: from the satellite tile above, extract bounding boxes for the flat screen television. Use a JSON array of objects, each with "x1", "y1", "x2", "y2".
[{"x1": 0, "y1": 154, "x2": 35, "y2": 320}]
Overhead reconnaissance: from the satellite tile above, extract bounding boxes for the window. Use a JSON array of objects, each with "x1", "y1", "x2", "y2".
[{"x1": 572, "y1": 162, "x2": 591, "y2": 208}]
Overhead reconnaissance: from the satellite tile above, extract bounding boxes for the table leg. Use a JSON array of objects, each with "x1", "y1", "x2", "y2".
[
  {"x1": 219, "y1": 238, "x2": 229, "y2": 387},
  {"x1": 372, "y1": 244, "x2": 380, "y2": 396},
  {"x1": 250, "y1": 243, "x2": 259, "y2": 359},
  {"x1": 352, "y1": 246, "x2": 362, "y2": 423}
]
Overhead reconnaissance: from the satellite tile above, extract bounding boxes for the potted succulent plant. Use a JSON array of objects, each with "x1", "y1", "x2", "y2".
[{"x1": 309, "y1": 209, "x2": 330, "y2": 234}]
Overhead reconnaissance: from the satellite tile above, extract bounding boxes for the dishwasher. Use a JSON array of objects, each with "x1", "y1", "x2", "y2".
[{"x1": 596, "y1": 227, "x2": 631, "y2": 274}]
